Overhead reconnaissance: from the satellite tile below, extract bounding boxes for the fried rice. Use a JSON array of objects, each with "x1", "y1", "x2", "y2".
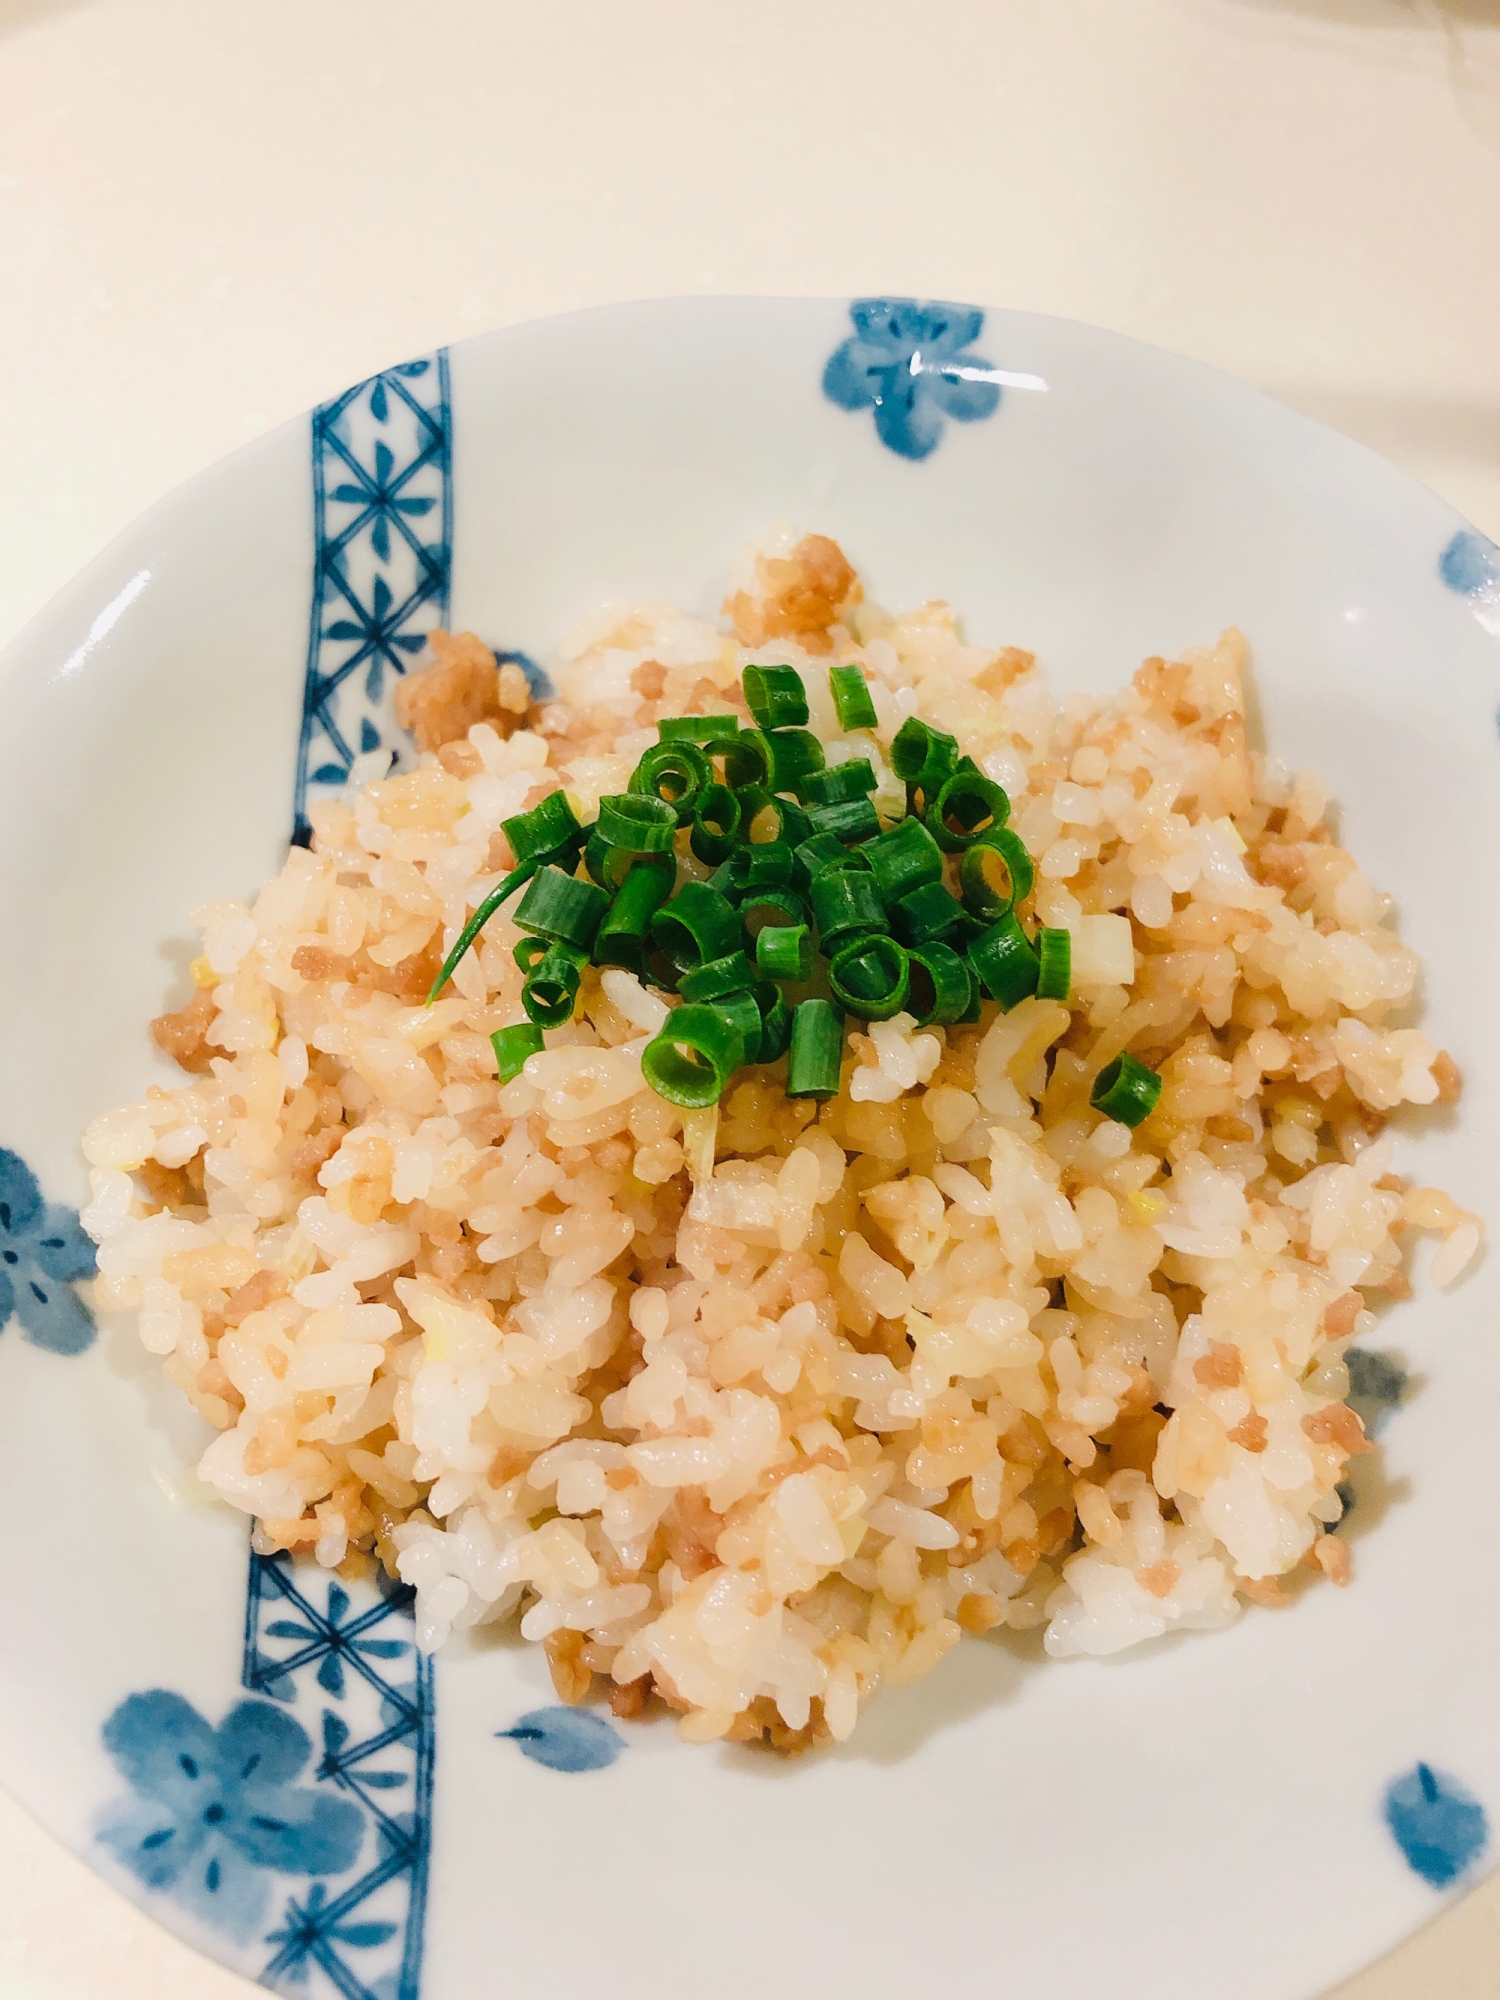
[{"x1": 79, "y1": 527, "x2": 1481, "y2": 1750}]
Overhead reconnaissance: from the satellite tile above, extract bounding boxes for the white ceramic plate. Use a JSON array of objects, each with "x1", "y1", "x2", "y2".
[{"x1": 2, "y1": 299, "x2": 1498, "y2": 2000}]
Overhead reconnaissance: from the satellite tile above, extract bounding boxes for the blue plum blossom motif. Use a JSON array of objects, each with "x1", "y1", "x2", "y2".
[
  {"x1": 0, "y1": 1146, "x2": 95, "y2": 1355},
  {"x1": 497, "y1": 1706, "x2": 625, "y2": 1772},
  {"x1": 823, "y1": 298, "x2": 1002, "y2": 461},
  {"x1": 99, "y1": 1691, "x2": 364, "y2": 1945},
  {"x1": 1384, "y1": 1763, "x2": 1489, "y2": 1888}
]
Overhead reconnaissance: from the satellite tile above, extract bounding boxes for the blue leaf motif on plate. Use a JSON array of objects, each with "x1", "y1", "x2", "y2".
[
  {"x1": 1439, "y1": 529, "x2": 1500, "y2": 640},
  {"x1": 1384, "y1": 1763, "x2": 1488, "y2": 1888},
  {"x1": 0, "y1": 1146, "x2": 96, "y2": 1355},
  {"x1": 497, "y1": 1706, "x2": 625, "y2": 1773},
  {"x1": 823, "y1": 298, "x2": 1002, "y2": 461},
  {"x1": 98, "y1": 1691, "x2": 364, "y2": 1945}
]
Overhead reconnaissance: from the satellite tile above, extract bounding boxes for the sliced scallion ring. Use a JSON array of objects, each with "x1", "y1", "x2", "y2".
[
  {"x1": 828, "y1": 664, "x2": 878, "y2": 732},
  {"x1": 787, "y1": 998, "x2": 844, "y2": 1098},
  {"x1": 864, "y1": 815, "x2": 944, "y2": 902},
  {"x1": 522, "y1": 942, "x2": 585, "y2": 1027},
  {"x1": 827, "y1": 935, "x2": 910, "y2": 1021},
  {"x1": 1035, "y1": 926, "x2": 1072, "y2": 1001},
  {"x1": 1089, "y1": 1052, "x2": 1162, "y2": 1127},
  {"x1": 810, "y1": 867, "x2": 885, "y2": 946},
  {"x1": 628, "y1": 739, "x2": 712, "y2": 823},
  {"x1": 659, "y1": 714, "x2": 739, "y2": 742},
  {"x1": 592, "y1": 861, "x2": 676, "y2": 973},
  {"x1": 678, "y1": 951, "x2": 757, "y2": 1002},
  {"x1": 805, "y1": 796, "x2": 881, "y2": 845},
  {"x1": 967, "y1": 912, "x2": 1040, "y2": 1011},
  {"x1": 690, "y1": 782, "x2": 742, "y2": 865},
  {"x1": 649, "y1": 881, "x2": 744, "y2": 970},
  {"x1": 925, "y1": 769, "x2": 1011, "y2": 853},
  {"x1": 767, "y1": 727, "x2": 826, "y2": 799},
  {"x1": 905, "y1": 941, "x2": 974, "y2": 1027},
  {"x1": 743, "y1": 664, "x2": 810, "y2": 730},
  {"x1": 755, "y1": 923, "x2": 813, "y2": 982},
  {"x1": 491, "y1": 1022, "x2": 544, "y2": 1083},
  {"x1": 513, "y1": 865, "x2": 611, "y2": 952},
  {"x1": 960, "y1": 827, "x2": 1036, "y2": 919},
  {"x1": 754, "y1": 980, "x2": 794, "y2": 1063},
  {"x1": 596, "y1": 792, "x2": 678, "y2": 853},
  {"x1": 641, "y1": 1003, "x2": 746, "y2": 1106}
]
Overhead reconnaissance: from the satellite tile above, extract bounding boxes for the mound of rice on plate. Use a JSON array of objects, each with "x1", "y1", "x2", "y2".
[{"x1": 81, "y1": 529, "x2": 1481, "y2": 1750}]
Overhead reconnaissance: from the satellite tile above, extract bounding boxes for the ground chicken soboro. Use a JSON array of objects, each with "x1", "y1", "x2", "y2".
[{"x1": 81, "y1": 528, "x2": 1480, "y2": 1751}]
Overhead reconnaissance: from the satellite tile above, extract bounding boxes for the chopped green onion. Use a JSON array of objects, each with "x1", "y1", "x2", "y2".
[
  {"x1": 754, "y1": 981, "x2": 793, "y2": 1063},
  {"x1": 1035, "y1": 927, "x2": 1072, "y2": 1001},
  {"x1": 787, "y1": 999, "x2": 844, "y2": 1098},
  {"x1": 710, "y1": 988, "x2": 763, "y2": 1065},
  {"x1": 659, "y1": 714, "x2": 739, "y2": 742},
  {"x1": 720, "y1": 730, "x2": 775, "y2": 791},
  {"x1": 586, "y1": 833, "x2": 676, "y2": 892},
  {"x1": 641, "y1": 1003, "x2": 745, "y2": 1107},
  {"x1": 805, "y1": 796, "x2": 881, "y2": 845},
  {"x1": 960, "y1": 827, "x2": 1036, "y2": 918},
  {"x1": 829, "y1": 664, "x2": 878, "y2": 732},
  {"x1": 802, "y1": 758, "x2": 876, "y2": 807},
  {"x1": 513, "y1": 935, "x2": 551, "y2": 975},
  {"x1": 690, "y1": 782, "x2": 742, "y2": 865},
  {"x1": 864, "y1": 815, "x2": 944, "y2": 902},
  {"x1": 810, "y1": 867, "x2": 885, "y2": 946},
  {"x1": 890, "y1": 880, "x2": 970, "y2": 946},
  {"x1": 739, "y1": 887, "x2": 809, "y2": 943},
  {"x1": 727, "y1": 841, "x2": 794, "y2": 898},
  {"x1": 514, "y1": 865, "x2": 611, "y2": 952},
  {"x1": 743, "y1": 664, "x2": 810, "y2": 730},
  {"x1": 503, "y1": 790, "x2": 587, "y2": 869},
  {"x1": 491, "y1": 1022, "x2": 544, "y2": 1083},
  {"x1": 596, "y1": 792, "x2": 678, "y2": 852},
  {"x1": 755, "y1": 923, "x2": 812, "y2": 981},
  {"x1": 767, "y1": 727, "x2": 826, "y2": 798},
  {"x1": 679, "y1": 951, "x2": 756, "y2": 1002},
  {"x1": 968, "y1": 913, "x2": 1040, "y2": 1011},
  {"x1": 629, "y1": 739, "x2": 712, "y2": 823},
  {"x1": 649, "y1": 881, "x2": 743, "y2": 970},
  {"x1": 791, "y1": 831, "x2": 866, "y2": 891},
  {"x1": 1090, "y1": 1052, "x2": 1162, "y2": 1128},
  {"x1": 426, "y1": 859, "x2": 536, "y2": 1002},
  {"x1": 593, "y1": 862, "x2": 675, "y2": 973},
  {"x1": 891, "y1": 716, "x2": 960, "y2": 793},
  {"x1": 734, "y1": 785, "x2": 810, "y2": 848},
  {"x1": 905, "y1": 942, "x2": 974, "y2": 1027},
  {"x1": 925, "y1": 769, "x2": 1011, "y2": 853},
  {"x1": 827, "y1": 935, "x2": 910, "y2": 1020},
  {"x1": 522, "y1": 942, "x2": 585, "y2": 1027}
]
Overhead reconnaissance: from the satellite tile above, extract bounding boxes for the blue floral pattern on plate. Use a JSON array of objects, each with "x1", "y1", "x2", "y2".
[
  {"x1": 1384, "y1": 1763, "x2": 1489, "y2": 1888},
  {"x1": 293, "y1": 357, "x2": 453, "y2": 843},
  {"x1": 823, "y1": 298, "x2": 1002, "y2": 460},
  {"x1": 98, "y1": 1692, "x2": 364, "y2": 1946},
  {"x1": 244, "y1": 1550, "x2": 434, "y2": 1999},
  {"x1": 497, "y1": 1707, "x2": 625, "y2": 1773},
  {"x1": 1438, "y1": 528, "x2": 1500, "y2": 639},
  {"x1": 0, "y1": 1145, "x2": 96, "y2": 1355}
]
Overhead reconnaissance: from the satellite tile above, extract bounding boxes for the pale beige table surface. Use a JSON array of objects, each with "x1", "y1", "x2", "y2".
[{"x1": 2, "y1": 2, "x2": 1498, "y2": 1995}]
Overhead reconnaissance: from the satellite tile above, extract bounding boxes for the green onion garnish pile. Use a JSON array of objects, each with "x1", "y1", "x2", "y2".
[{"x1": 432, "y1": 661, "x2": 1160, "y2": 1124}]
